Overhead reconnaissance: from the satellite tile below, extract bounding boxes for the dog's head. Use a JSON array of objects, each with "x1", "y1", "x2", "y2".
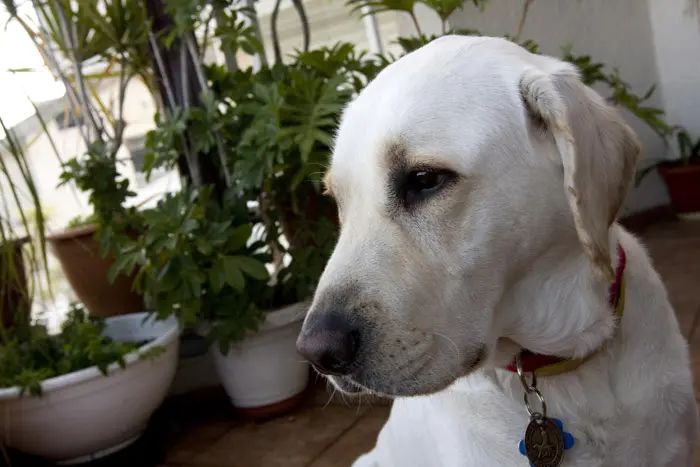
[{"x1": 296, "y1": 35, "x2": 640, "y2": 397}]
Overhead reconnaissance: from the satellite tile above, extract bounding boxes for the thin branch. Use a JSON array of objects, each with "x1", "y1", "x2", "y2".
[
  {"x1": 213, "y1": 8, "x2": 238, "y2": 72},
  {"x1": 514, "y1": 0, "x2": 535, "y2": 42},
  {"x1": 112, "y1": 58, "x2": 131, "y2": 160},
  {"x1": 53, "y1": 1, "x2": 103, "y2": 140},
  {"x1": 148, "y1": 30, "x2": 177, "y2": 108},
  {"x1": 180, "y1": 44, "x2": 190, "y2": 109},
  {"x1": 147, "y1": 30, "x2": 201, "y2": 186},
  {"x1": 184, "y1": 36, "x2": 232, "y2": 188},
  {"x1": 200, "y1": 7, "x2": 216, "y2": 58},
  {"x1": 270, "y1": 0, "x2": 283, "y2": 64},
  {"x1": 290, "y1": 0, "x2": 310, "y2": 52},
  {"x1": 245, "y1": 0, "x2": 268, "y2": 69},
  {"x1": 15, "y1": 11, "x2": 90, "y2": 145},
  {"x1": 409, "y1": 11, "x2": 423, "y2": 37}
]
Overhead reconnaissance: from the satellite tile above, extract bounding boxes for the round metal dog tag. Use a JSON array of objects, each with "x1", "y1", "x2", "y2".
[{"x1": 523, "y1": 417, "x2": 565, "y2": 467}]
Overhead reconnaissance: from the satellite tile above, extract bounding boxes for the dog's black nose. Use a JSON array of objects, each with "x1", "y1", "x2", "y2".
[{"x1": 296, "y1": 314, "x2": 359, "y2": 376}]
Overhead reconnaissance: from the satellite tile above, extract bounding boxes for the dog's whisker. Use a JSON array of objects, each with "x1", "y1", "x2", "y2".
[
  {"x1": 432, "y1": 331, "x2": 462, "y2": 361},
  {"x1": 323, "y1": 383, "x2": 337, "y2": 410}
]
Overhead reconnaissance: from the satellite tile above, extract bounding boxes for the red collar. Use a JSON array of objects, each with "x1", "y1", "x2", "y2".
[{"x1": 504, "y1": 243, "x2": 627, "y2": 376}]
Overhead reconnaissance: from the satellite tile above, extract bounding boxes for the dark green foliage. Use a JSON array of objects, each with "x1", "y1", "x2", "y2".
[{"x1": 0, "y1": 303, "x2": 159, "y2": 397}]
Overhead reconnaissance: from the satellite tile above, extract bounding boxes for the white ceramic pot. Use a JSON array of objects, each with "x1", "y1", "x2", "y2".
[
  {"x1": 0, "y1": 313, "x2": 180, "y2": 464},
  {"x1": 212, "y1": 302, "x2": 310, "y2": 409}
]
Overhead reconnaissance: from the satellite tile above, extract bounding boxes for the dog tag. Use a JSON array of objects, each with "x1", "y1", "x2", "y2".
[{"x1": 522, "y1": 416, "x2": 565, "y2": 467}]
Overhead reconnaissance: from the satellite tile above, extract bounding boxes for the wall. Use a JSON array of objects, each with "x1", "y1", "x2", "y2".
[
  {"x1": 254, "y1": 0, "x2": 403, "y2": 65},
  {"x1": 403, "y1": 0, "x2": 700, "y2": 214},
  {"x1": 648, "y1": 0, "x2": 700, "y2": 136}
]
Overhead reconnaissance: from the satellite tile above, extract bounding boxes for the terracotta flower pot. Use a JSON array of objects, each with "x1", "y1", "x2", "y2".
[
  {"x1": 0, "y1": 237, "x2": 30, "y2": 330},
  {"x1": 47, "y1": 224, "x2": 142, "y2": 317},
  {"x1": 658, "y1": 162, "x2": 700, "y2": 220}
]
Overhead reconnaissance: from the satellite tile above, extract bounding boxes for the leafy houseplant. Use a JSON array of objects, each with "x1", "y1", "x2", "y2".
[
  {"x1": 0, "y1": 303, "x2": 153, "y2": 397},
  {"x1": 3, "y1": 0, "x2": 155, "y2": 317},
  {"x1": 217, "y1": 42, "x2": 384, "y2": 302},
  {"x1": 0, "y1": 302, "x2": 180, "y2": 464},
  {"x1": 106, "y1": 31, "x2": 384, "y2": 414},
  {"x1": 0, "y1": 117, "x2": 48, "y2": 333},
  {"x1": 653, "y1": 130, "x2": 700, "y2": 218},
  {"x1": 51, "y1": 141, "x2": 145, "y2": 318},
  {"x1": 132, "y1": 39, "x2": 384, "y2": 325},
  {"x1": 114, "y1": 184, "x2": 270, "y2": 350}
]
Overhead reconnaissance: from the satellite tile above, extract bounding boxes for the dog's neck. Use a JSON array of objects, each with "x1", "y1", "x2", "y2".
[{"x1": 492, "y1": 226, "x2": 623, "y2": 366}]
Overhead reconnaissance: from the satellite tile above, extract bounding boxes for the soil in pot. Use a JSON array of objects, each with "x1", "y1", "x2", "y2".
[
  {"x1": 0, "y1": 237, "x2": 30, "y2": 331},
  {"x1": 47, "y1": 224, "x2": 142, "y2": 317},
  {"x1": 658, "y1": 162, "x2": 700, "y2": 219}
]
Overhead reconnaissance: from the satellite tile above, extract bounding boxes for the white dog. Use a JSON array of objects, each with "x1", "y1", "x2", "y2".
[{"x1": 296, "y1": 35, "x2": 698, "y2": 467}]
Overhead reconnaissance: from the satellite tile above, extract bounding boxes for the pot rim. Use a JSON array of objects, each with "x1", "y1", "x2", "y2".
[
  {"x1": 0, "y1": 236, "x2": 30, "y2": 247},
  {"x1": 198, "y1": 300, "x2": 309, "y2": 337},
  {"x1": 46, "y1": 224, "x2": 98, "y2": 242},
  {"x1": 0, "y1": 312, "x2": 180, "y2": 399},
  {"x1": 658, "y1": 160, "x2": 700, "y2": 174}
]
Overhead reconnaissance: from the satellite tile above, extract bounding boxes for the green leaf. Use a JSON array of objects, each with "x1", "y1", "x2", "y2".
[
  {"x1": 227, "y1": 224, "x2": 253, "y2": 251},
  {"x1": 210, "y1": 258, "x2": 227, "y2": 293},
  {"x1": 222, "y1": 256, "x2": 246, "y2": 292},
  {"x1": 231, "y1": 255, "x2": 269, "y2": 280}
]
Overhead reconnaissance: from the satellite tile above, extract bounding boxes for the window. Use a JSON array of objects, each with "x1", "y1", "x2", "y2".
[
  {"x1": 125, "y1": 135, "x2": 168, "y2": 188},
  {"x1": 54, "y1": 110, "x2": 84, "y2": 130}
]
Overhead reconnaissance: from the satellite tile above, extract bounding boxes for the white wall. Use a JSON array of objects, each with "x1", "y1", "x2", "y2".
[
  {"x1": 648, "y1": 0, "x2": 700, "y2": 137},
  {"x1": 253, "y1": 0, "x2": 403, "y2": 66},
  {"x1": 404, "y1": 0, "x2": 700, "y2": 214}
]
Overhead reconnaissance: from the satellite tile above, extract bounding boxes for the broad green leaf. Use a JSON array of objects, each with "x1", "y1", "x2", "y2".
[
  {"x1": 231, "y1": 255, "x2": 269, "y2": 280},
  {"x1": 210, "y1": 258, "x2": 227, "y2": 293},
  {"x1": 222, "y1": 256, "x2": 245, "y2": 292},
  {"x1": 228, "y1": 224, "x2": 253, "y2": 251}
]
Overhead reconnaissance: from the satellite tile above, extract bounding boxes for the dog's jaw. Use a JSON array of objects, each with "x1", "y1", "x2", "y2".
[{"x1": 326, "y1": 343, "x2": 489, "y2": 398}]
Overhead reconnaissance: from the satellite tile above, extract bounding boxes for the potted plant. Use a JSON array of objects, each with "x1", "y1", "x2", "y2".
[
  {"x1": 3, "y1": 0, "x2": 155, "y2": 317},
  {"x1": 111, "y1": 181, "x2": 310, "y2": 418},
  {"x1": 47, "y1": 210, "x2": 144, "y2": 318},
  {"x1": 0, "y1": 303, "x2": 180, "y2": 463},
  {"x1": 0, "y1": 237, "x2": 30, "y2": 330},
  {"x1": 202, "y1": 44, "x2": 378, "y2": 418},
  {"x1": 654, "y1": 130, "x2": 700, "y2": 219},
  {"x1": 0, "y1": 116, "x2": 48, "y2": 333}
]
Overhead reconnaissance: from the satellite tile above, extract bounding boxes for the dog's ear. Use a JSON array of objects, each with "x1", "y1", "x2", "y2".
[{"x1": 519, "y1": 63, "x2": 640, "y2": 282}]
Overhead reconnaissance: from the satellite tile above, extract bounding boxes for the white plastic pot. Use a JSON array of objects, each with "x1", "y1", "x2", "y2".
[
  {"x1": 0, "y1": 313, "x2": 180, "y2": 464},
  {"x1": 212, "y1": 302, "x2": 309, "y2": 409}
]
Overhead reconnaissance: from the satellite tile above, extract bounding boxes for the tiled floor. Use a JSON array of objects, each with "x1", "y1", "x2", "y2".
[{"x1": 162, "y1": 220, "x2": 700, "y2": 467}]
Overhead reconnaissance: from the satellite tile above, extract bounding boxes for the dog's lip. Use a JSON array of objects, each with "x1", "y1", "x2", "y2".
[{"x1": 331, "y1": 376, "x2": 366, "y2": 394}]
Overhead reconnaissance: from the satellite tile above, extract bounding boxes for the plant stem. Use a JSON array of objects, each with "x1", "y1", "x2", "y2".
[
  {"x1": 213, "y1": 8, "x2": 238, "y2": 72},
  {"x1": 514, "y1": 0, "x2": 535, "y2": 42},
  {"x1": 53, "y1": 0, "x2": 103, "y2": 141},
  {"x1": 245, "y1": 0, "x2": 268, "y2": 69},
  {"x1": 184, "y1": 37, "x2": 232, "y2": 188},
  {"x1": 270, "y1": 0, "x2": 283, "y2": 64},
  {"x1": 291, "y1": 0, "x2": 311, "y2": 52},
  {"x1": 147, "y1": 30, "x2": 201, "y2": 187},
  {"x1": 410, "y1": 11, "x2": 423, "y2": 36}
]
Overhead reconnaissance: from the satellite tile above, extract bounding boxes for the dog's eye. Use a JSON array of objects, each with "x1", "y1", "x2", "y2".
[{"x1": 404, "y1": 169, "x2": 452, "y2": 205}]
